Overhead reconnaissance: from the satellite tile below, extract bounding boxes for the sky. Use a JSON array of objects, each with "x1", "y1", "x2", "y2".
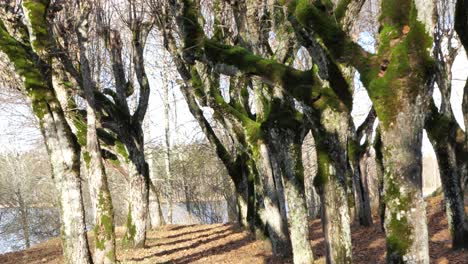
[{"x1": 0, "y1": 31, "x2": 467, "y2": 158}]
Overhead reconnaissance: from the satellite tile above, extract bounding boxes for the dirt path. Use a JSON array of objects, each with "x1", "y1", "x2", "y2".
[{"x1": 0, "y1": 195, "x2": 466, "y2": 264}]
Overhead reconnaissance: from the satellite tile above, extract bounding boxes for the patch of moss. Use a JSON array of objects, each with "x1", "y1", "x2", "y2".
[
  {"x1": 122, "y1": 204, "x2": 137, "y2": 247},
  {"x1": 115, "y1": 141, "x2": 129, "y2": 162},
  {"x1": 22, "y1": 0, "x2": 50, "y2": 55}
]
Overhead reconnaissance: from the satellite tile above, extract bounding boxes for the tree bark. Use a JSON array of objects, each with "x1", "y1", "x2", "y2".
[
  {"x1": 0, "y1": 3, "x2": 93, "y2": 262},
  {"x1": 76, "y1": 8, "x2": 117, "y2": 262},
  {"x1": 348, "y1": 123, "x2": 373, "y2": 226},
  {"x1": 269, "y1": 128, "x2": 314, "y2": 264},
  {"x1": 123, "y1": 157, "x2": 149, "y2": 248},
  {"x1": 311, "y1": 108, "x2": 353, "y2": 264},
  {"x1": 426, "y1": 107, "x2": 468, "y2": 249},
  {"x1": 302, "y1": 132, "x2": 321, "y2": 219},
  {"x1": 255, "y1": 143, "x2": 292, "y2": 257}
]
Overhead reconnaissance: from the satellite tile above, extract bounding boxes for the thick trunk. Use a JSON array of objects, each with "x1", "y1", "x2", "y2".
[
  {"x1": 123, "y1": 157, "x2": 149, "y2": 248},
  {"x1": 232, "y1": 157, "x2": 258, "y2": 233},
  {"x1": 85, "y1": 108, "x2": 117, "y2": 264},
  {"x1": 0, "y1": 5, "x2": 93, "y2": 263},
  {"x1": 41, "y1": 107, "x2": 93, "y2": 264},
  {"x1": 270, "y1": 129, "x2": 314, "y2": 264},
  {"x1": 433, "y1": 142, "x2": 468, "y2": 249},
  {"x1": 381, "y1": 121, "x2": 429, "y2": 263},
  {"x1": 45, "y1": 119, "x2": 92, "y2": 264},
  {"x1": 312, "y1": 109, "x2": 353, "y2": 264},
  {"x1": 255, "y1": 143, "x2": 292, "y2": 257}
]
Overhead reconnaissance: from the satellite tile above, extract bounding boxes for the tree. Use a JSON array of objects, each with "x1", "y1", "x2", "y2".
[{"x1": 0, "y1": 1, "x2": 93, "y2": 263}]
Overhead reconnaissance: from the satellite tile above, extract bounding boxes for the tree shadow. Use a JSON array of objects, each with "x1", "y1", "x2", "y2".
[
  {"x1": 150, "y1": 226, "x2": 232, "y2": 247},
  {"x1": 129, "y1": 227, "x2": 236, "y2": 261},
  {"x1": 168, "y1": 235, "x2": 255, "y2": 264},
  {"x1": 155, "y1": 225, "x2": 220, "y2": 240}
]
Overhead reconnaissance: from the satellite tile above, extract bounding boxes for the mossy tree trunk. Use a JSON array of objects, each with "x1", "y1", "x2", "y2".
[
  {"x1": 371, "y1": 3, "x2": 433, "y2": 261},
  {"x1": 0, "y1": 2, "x2": 93, "y2": 263},
  {"x1": 426, "y1": 111, "x2": 468, "y2": 249},
  {"x1": 76, "y1": 6, "x2": 117, "y2": 263},
  {"x1": 254, "y1": 142, "x2": 293, "y2": 257},
  {"x1": 310, "y1": 108, "x2": 353, "y2": 264},
  {"x1": 96, "y1": 17, "x2": 153, "y2": 248},
  {"x1": 269, "y1": 126, "x2": 315, "y2": 264},
  {"x1": 286, "y1": 0, "x2": 435, "y2": 261},
  {"x1": 427, "y1": 7, "x2": 468, "y2": 248}
]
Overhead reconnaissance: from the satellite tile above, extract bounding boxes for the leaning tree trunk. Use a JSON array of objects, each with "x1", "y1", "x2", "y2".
[
  {"x1": 45, "y1": 111, "x2": 93, "y2": 264},
  {"x1": 0, "y1": 3, "x2": 93, "y2": 262},
  {"x1": 76, "y1": 11, "x2": 117, "y2": 262}
]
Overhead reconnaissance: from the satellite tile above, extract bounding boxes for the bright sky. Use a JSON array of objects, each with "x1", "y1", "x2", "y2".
[{"x1": 0, "y1": 31, "x2": 467, "y2": 157}]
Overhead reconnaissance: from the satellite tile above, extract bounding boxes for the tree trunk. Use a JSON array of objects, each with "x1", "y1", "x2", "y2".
[
  {"x1": 149, "y1": 183, "x2": 166, "y2": 227},
  {"x1": 380, "y1": 117, "x2": 429, "y2": 263},
  {"x1": 162, "y1": 76, "x2": 174, "y2": 225},
  {"x1": 302, "y1": 132, "x2": 321, "y2": 219},
  {"x1": 255, "y1": 142, "x2": 292, "y2": 257},
  {"x1": 44, "y1": 116, "x2": 93, "y2": 264},
  {"x1": 123, "y1": 156, "x2": 149, "y2": 248},
  {"x1": 426, "y1": 110, "x2": 468, "y2": 249},
  {"x1": 348, "y1": 125, "x2": 373, "y2": 226},
  {"x1": 0, "y1": 3, "x2": 93, "y2": 263},
  {"x1": 16, "y1": 190, "x2": 31, "y2": 249},
  {"x1": 76, "y1": 13, "x2": 117, "y2": 262},
  {"x1": 311, "y1": 108, "x2": 353, "y2": 264},
  {"x1": 270, "y1": 129, "x2": 314, "y2": 264}
]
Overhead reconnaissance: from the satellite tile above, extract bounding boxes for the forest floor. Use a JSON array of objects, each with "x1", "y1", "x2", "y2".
[{"x1": 0, "y1": 195, "x2": 467, "y2": 264}]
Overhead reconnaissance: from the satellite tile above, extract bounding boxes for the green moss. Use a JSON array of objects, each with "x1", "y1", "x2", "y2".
[
  {"x1": 334, "y1": 0, "x2": 352, "y2": 22},
  {"x1": 22, "y1": 0, "x2": 50, "y2": 54},
  {"x1": 314, "y1": 146, "x2": 331, "y2": 187},
  {"x1": 122, "y1": 204, "x2": 137, "y2": 247},
  {"x1": 83, "y1": 151, "x2": 91, "y2": 168},
  {"x1": 180, "y1": 0, "x2": 204, "y2": 60},
  {"x1": 203, "y1": 39, "x2": 316, "y2": 103},
  {"x1": 383, "y1": 164, "x2": 414, "y2": 259},
  {"x1": 364, "y1": 1, "x2": 434, "y2": 128},
  {"x1": 115, "y1": 141, "x2": 129, "y2": 162}
]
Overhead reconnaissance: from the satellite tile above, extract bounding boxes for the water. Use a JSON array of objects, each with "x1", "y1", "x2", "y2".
[
  {"x1": 0, "y1": 200, "x2": 230, "y2": 254},
  {"x1": 0, "y1": 207, "x2": 60, "y2": 254}
]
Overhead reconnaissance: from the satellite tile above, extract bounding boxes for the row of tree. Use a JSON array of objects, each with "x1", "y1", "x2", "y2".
[{"x1": 0, "y1": 0, "x2": 467, "y2": 264}]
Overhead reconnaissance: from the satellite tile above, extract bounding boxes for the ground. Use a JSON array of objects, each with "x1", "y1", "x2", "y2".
[{"x1": 0, "y1": 195, "x2": 467, "y2": 264}]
